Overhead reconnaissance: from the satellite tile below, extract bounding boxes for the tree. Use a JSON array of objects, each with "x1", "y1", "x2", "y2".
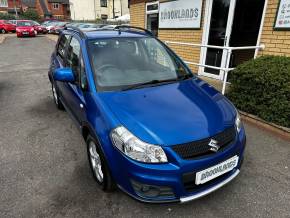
[{"x1": 22, "y1": 9, "x2": 40, "y2": 21}]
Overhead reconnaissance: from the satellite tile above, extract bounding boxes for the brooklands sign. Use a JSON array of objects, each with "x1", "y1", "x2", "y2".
[{"x1": 159, "y1": 0, "x2": 203, "y2": 29}]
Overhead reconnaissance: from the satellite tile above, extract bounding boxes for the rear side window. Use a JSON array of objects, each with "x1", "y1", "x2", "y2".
[{"x1": 57, "y1": 34, "x2": 70, "y2": 59}]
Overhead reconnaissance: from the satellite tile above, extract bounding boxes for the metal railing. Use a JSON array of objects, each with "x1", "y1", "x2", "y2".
[{"x1": 165, "y1": 41, "x2": 265, "y2": 94}]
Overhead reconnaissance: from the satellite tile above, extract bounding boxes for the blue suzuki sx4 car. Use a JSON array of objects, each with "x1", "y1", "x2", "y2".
[{"x1": 48, "y1": 26, "x2": 246, "y2": 203}]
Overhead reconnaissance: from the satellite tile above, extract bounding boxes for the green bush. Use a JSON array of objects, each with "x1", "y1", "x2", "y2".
[
  {"x1": 227, "y1": 55, "x2": 290, "y2": 128},
  {"x1": 0, "y1": 13, "x2": 15, "y2": 20},
  {"x1": 21, "y1": 9, "x2": 39, "y2": 21}
]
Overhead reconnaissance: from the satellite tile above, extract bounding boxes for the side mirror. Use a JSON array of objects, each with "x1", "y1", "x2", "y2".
[{"x1": 53, "y1": 68, "x2": 75, "y2": 82}]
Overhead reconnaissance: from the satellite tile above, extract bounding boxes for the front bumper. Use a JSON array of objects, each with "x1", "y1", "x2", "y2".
[
  {"x1": 17, "y1": 32, "x2": 36, "y2": 37},
  {"x1": 108, "y1": 128, "x2": 246, "y2": 203},
  {"x1": 179, "y1": 169, "x2": 240, "y2": 202}
]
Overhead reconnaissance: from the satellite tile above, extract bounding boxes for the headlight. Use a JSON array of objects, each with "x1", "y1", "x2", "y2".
[
  {"x1": 235, "y1": 112, "x2": 242, "y2": 133},
  {"x1": 111, "y1": 126, "x2": 168, "y2": 163}
]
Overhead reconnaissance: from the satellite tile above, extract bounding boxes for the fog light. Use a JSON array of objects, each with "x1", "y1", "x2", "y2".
[{"x1": 131, "y1": 180, "x2": 175, "y2": 199}]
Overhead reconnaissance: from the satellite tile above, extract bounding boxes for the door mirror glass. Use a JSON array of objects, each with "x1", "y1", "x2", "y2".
[{"x1": 53, "y1": 68, "x2": 75, "y2": 82}]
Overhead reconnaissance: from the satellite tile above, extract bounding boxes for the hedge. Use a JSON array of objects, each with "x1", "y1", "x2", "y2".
[
  {"x1": 227, "y1": 55, "x2": 290, "y2": 128},
  {"x1": 0, "y1": 9, "x2": 40, "y2": 22}
]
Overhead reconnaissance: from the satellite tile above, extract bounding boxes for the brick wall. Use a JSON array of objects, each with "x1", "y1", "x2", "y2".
[
  {"x1": 36, "y1": 0, "x2": 70, "y2": 19},
  {"x1": 0, "y1": 0, "x2": 21, "y2": 13},
  {"x1": 259, "y1": 0, "x2": 290, "y2": 56},
  {"x1": 130, "y1": 0, "x2": 146, "y2": 27},
  {"x1": 35, "y1": 0, "x2": 44, "y2": 17},
  {"x1": 47, "y1": 3, "x2": 69, "y2": 18}
]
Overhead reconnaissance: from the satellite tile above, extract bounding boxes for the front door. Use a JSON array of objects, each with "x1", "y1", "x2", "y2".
[
  {"x1": 200, "y1": 0, "x2": 265, "y2": 80},
  {"x1": 201, "y1": 0, "x2": 236, "y2": 80}
]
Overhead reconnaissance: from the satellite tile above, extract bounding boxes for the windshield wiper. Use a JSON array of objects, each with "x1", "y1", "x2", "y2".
[{"x1": 123, "y1": 74, "x2": 193, "y2": 91}]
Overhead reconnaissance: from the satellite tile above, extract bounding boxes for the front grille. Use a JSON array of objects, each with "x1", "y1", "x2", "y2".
[{"x1": 172, "y1": 126, "x2": 236, "y2": 159}]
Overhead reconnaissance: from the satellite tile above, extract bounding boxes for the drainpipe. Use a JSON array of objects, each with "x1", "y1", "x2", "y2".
[
  {"x1": 13, "y1": 0, "x2": 18, "y2": 18},
  {"x1": 113, "y1": 0, "x2": 115, "y2": 18},
  {"x1": 93, "y1": 0, "x2": 96, "y2": 20},
  {"x1": 120, "y1": 0, "x2": 122, "y2": 16}
]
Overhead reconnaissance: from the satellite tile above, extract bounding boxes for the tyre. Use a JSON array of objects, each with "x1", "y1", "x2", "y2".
[
  {"x1": 51, "y1": 82, "x2": 64, "y2": 110},
  {"x1": 86, "y1": 135, "x2": 115, "y2": 192},
  {"x1": 1, "y1": 29, "x2": 6, "y2": 34}
]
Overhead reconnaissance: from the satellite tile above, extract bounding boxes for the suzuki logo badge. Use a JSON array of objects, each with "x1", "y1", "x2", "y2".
[{"x1": 208, "y1": 139, "x2": 220, "y2": 152}]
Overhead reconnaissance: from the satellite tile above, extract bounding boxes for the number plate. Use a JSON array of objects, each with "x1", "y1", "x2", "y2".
[{"x1": 195, "y1": 155, "x2": 239, "y2": 185}]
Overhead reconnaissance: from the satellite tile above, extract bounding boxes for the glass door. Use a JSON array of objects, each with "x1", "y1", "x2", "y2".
[
  {"x1": 146, "y1": 1, "x2": 159, "y2": 37},
  {"x1": 201, "y1": 0, "x2": 236, "y2": 80}
]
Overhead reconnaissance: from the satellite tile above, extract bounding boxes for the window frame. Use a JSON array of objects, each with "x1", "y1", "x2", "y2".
[
  {"x1": 100, "y1": 0, "x2": 107, "y2": 7},
  {"x1": 0, "y1": 0, "x2": 8, "y2": 8},
  {"x1": 52, "y1": 3, "x2": 60, "y2": 10},
  {"x1": 56, "y1": 34, "x2": 71, "y2": 63},
  {"x1": 79, "y1": 54, "x2": 89, "y2": 91},
  {"x1": 65, "y1": 36, "x2": 82, "y2": 84}
]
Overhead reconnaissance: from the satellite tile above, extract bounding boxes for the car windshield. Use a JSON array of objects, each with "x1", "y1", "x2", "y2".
[
  {"x1": 31, "y1": 21, "x2": 40, "y2": 25},
  {"x1": 56, "y1": 22, "x2": 66, "y2": 26},
  {"x1": 17, "y1": 21, "x2": 33, "y2": 26},
  {"x1": 88, "y1": 37, "x2": 191, "y2": 91}
]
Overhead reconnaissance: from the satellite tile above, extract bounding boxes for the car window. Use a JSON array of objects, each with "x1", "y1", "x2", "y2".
[
  {"x1": 66, "y1": 37, "x2": 81, "y2": 82},
  {"x1": 57, "y1": 34, "x2": 70, "y2": 59},
  {"x1": 80, "y1": 56, "x2": 88, "y2": 90},
  {"x1": 17, "y1": 21, "x2": 33, "y2": 26}
]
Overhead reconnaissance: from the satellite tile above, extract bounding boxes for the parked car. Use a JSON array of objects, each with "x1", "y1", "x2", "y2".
[
  {"x1": 51, "y1": 22, "x2": 69, "y2": 34},
  {"x1": 30, "y1": 21, "x2": 48, "y2": 34},
  {"x1": 0, "y1": 20, "x2": 16, "y2": 33},
  {"x1": 43, "y1": 21, "x2": 56, "y2": 33},
  {"x1": 9, "y1": 20, "x2": 17, "y2": 25},
  {"x1": 16, "y1": 20, "x2": 37, "y2": 37},
  {"x1": 77, "y1": 23, "x2": 105, "y2": 29},
  {"x1": 41, "y1": 19, "x2": 60, "y2": 26},
  {"x1": 65, "y1": 22, "x2": 82, "y2": 28},
  {"x1": 48, "y1": 26, "x2": 246, "y2": 203}
]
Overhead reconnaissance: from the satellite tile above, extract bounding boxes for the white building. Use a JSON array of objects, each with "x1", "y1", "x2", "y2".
[{"x1": 69, "y1": 0, "x2": 129, "y2": 21}]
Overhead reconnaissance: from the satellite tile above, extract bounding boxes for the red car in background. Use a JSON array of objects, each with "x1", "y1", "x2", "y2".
[
  {"x1": 0, "y1": 20, "x2": 16, "y2": 33},
  {"x1": 16, "y1": 20, "x2": 37, "y2": 37},
  {"x1": 30, "y1": 21, "x2": 48, "y2": 34},
  {"x1": 14, "y1": 20, "x2": 48, "y2": 34}
]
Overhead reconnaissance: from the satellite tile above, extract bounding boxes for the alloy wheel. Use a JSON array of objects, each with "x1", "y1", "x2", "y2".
[
  {"x1": 89, "y1": 141, "x2": 104, "y2": 183},
  {"x1": 52, "y1": 84, "x2": 58, "y2": 105}
]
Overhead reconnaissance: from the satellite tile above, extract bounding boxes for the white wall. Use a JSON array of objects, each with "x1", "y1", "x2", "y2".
[
  {"x1": 70, "y1": 0, "x2": 96, "y2": 21},
  {"x1": 69, "y1": 0, "x2": 130, "y2": 21}
]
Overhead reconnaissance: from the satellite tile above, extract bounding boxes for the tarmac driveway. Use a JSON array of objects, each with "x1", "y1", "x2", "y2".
[{"x1": 0, "y1": 36, "x2": 289, "y2": 218}]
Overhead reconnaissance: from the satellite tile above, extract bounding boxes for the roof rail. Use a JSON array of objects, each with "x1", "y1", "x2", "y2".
[
  {"x1": 114, "y1": 25, "x2": 154, "y2": 36},
  {"x1": 64, "y1": 26, "x2": 86, "y2": 38}
]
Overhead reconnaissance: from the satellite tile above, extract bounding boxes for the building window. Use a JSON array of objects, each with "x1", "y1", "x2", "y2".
[
  {"x1": 100, "y1": 0, "x2": 107, "y2": 7},
  {"x1": 0, "y1": 0, "x2": 8, "y2": 7},
  {"x1": 52, "y1": 3, "x2": 60, "y2": 10},
  {"x1": 101, "y1": 14, "x2": 108, "y2": 20}
]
